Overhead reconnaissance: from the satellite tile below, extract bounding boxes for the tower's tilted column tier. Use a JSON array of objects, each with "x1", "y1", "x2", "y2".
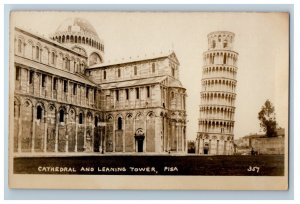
[{"x1": 196, "y1": 31, "x2": 238, "y2": 155}]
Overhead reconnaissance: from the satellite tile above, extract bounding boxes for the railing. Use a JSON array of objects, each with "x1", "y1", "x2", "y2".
[
  {"x1": 105, "y1": 99, "x2": 155, "y2": 110},
  {"x1": 201, "y1": 100, "x2": 235, "y2": 107},
  {"x1": 203, "y1": 72, "x2": 236, "y2": 79},
  {"x1": 199, "y1": 115, "x2": 234, "y2": 120},
  {"x1": 202, "y1": 86, "x2": 236, "y2": 93}
]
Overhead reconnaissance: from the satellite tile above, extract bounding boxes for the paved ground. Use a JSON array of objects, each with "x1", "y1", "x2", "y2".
[{"x1": 13, "y1": 154, "x2": 284, "y2": 176}]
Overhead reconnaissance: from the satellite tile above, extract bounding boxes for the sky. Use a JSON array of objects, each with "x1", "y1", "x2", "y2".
[{"x1": 11, "y1": 12, "x2": 289, "y2": 140}]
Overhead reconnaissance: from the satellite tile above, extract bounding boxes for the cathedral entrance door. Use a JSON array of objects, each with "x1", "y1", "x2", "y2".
[
  {"x1": 93, "y1": 126, "x2": 101, "y2": 152},
  {"x1": 137, "y1": 139, "x2": 144, "y2": 152},
  {"x1": 204, "y1": 148, "x2": 209, "y2": 154},
  {"x1": 135, "y1": 128, "x2": 145, "y2": 153},
  {"x1": 204, "y1": 143, "x2": 209, "y2": 154}
]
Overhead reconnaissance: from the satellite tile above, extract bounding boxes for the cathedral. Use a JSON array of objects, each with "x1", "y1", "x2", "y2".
[{"x1": 12, "y1": 18, "x2": 187, "y2": 154}]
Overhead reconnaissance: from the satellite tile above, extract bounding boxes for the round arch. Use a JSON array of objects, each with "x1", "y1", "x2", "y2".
[{"x1": 88, "y1": 52, "x2": 103, "y2": 66}]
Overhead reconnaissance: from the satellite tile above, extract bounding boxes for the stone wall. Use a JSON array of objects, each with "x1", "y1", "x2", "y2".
[
  {"x1": 251, "y1": 137, "x2": 284, "y2": 155},
  {"x1": 88, "y1": 56, "x2": 180, "y2": 85}
]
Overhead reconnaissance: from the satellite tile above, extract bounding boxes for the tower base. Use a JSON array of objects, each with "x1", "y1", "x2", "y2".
[{"x1": 195, "y1": 132, "x2": 234, "y2": 155}]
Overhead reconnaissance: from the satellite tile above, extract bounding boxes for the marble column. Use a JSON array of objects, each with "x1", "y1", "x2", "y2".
[
  {"x1": 51, "y1": 76, "x2": 54, "y2": 99},
  {"x1": 39, "y1": 73, "x2": 42, "y2": 97},
  {"x1": 176, "y1": 123, "x2": 179, "y2": 152},
  {"x1": 168, "y1": 121, "x2": 171, "y2": 152},
  {"x1": 55, "y1": 111, "x2": 59, "y2": 152},
  {"x1": 91, "y1": 122, "x2": 95, "y2": 153},
  {"x1": 31, "y1": 105, "x2": 36, "y2": 152},
  {"x1": 83, "y1": 113, "x2": 87, "y2": 151},
  {"x1": 17, "y1": 105, "x2": 22, "y2": 153},
  {"x1": 75, "y1": 115, "x2": 78, "y2": 152},
  {"x1": 181, "y1": 124, "x2": 184, "y2": 152},
  {"x1": 65, "y1": 113, "x2": 69, "y2": 152},
  {"x1": 103, "y1": 124, "x2": 106, "y2": 153},
  {"x1": 133, "y1": 117, "x2": 136, "y2": 152},
  {"x1": 122, "y1": 118, "x2": 125, "y2": 152},
  {"x1": 112, "y1": 118, "x2": 115, "y2": 152},
  {"x1": 43, "y1": 112, "x2": 48, "y2": 152},
  {"x1": 144, "y1": 116, "x2": 147, "y2": 152},
  {"x1": 163, "y1": 117, "x2": 167, "y2": 152}
]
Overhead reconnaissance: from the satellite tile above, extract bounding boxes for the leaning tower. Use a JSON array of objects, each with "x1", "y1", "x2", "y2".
[{"x1": 196, "y1": 31, "x2": 238, "y2": 155}]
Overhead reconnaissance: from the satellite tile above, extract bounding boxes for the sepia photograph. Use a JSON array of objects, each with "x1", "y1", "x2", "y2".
[{"x1": 8, "y1": 11, "x2": 289, "y2": 190}]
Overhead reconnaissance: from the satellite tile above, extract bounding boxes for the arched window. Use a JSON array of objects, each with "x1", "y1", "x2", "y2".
[
  {"x1": 94, "y1": 89, "x2": 97, "y2": 101},
  {"x1": 136, "y1": 88, "x2": 139, "y2": 99},
  {"x1": 223, "y1": 54, "x2": 227, "y2": 64},
  {"x1": 103, "y1": 70, "x2": 106, "y2": 79},
  {"x1": 51, "y1": 52, "x2": 55, "y2": 65},
  {"x1": 53, "y1": 78, "x2": 57, "y2": 90},
  {"x1": 37, "y1": 105, "x2": 43, "y2": 120},
  {"x1": 36, "y1": 46, "x2": 40, "y2": 60},
  {"x1": 126, "y1": 89, "x2": 129, "y2": 100},
  {"x1": 59, "y1": 109, "x2": 64, "y2": 122},
  {"x1": 223, "y1": 40, "x2": 228, "y2": 48},
  {"x1": 95, "y1": 116, "x2": 98, "y2": 127},
  {"x1": 42, "y1": 74, "x2": 46, "y2": 87},
  {"x1": 79, "y1": 113, "x2": 83, "y2": 124},
  {"x1": 65, "y1": 58, "x2": 70, "y2": 70},
  {"x1": 73, "y1": 83, "x2": 77, "y2": 95},
  {"x1": 212, "y1": 40, "x2": 216, "y2": 48},
  {"x1": 18, "y1": 39, "x2": 22, "y2": 53},
  {"x1": 171, "y1": 92, "x2": 174, "y2": 99},
  {"x1": 116, "y1": 90, "x2": 119, "y2": 101},
  {"x1": 118, "y1": 68, "x2": 121, "y2": 77},
  {"x1": 152, "y1": 63, "x2": 155, "y2": 73},
  {"x1": 29, "y1": 71, "x2": 34, "y2": 84},
  {"x1": 117, "y1": 117, "x2": 122, "y2": 130},
  {"x1": 15, "y1": 66, "x2": 20, "y2": 81},
  {"x1": 172, "y1": 67, "x2": 175, "y2": 77},
  {"x1": 63, "y1": 80, "x2": 68, "y2": 92},
  {"x1": 134, "y1": 66, "x2": 137, "y2": 75},
  {"x1": 86, "y1": 87, "x2": 89, "y2": 98},
  {"x1": 146, "y1": 86, "x2": 150, "y2": 98}
]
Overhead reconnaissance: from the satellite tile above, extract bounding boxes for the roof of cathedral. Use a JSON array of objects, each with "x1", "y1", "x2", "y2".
[
  {"x1": 169, "y1": 79, "x2": 183, "y2": 88},
  {"x1": 15, "y1": 55, "x2": 97, "y2": 86},
  {"x1": 15, "y1": 27, "x2": 87, "y2": 58},
  {"x1": 100, "y1": 76, "x2": 168, "y2": 89},
  {"x1": 54, "y1": 17, "x2": 100, "y2": 41},
  {"x1": 87, "y1": 51, "x2": 178, "y2": 69}
]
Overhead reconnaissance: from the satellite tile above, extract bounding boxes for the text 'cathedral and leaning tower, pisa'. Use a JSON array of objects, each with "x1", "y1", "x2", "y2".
[{"x1": 196, "y1": 31, "x2": 239, "y2": 155}]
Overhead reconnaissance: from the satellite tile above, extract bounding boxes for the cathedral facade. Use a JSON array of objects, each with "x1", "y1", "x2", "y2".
[{"x1": 12, "y1": 18, "x2": 187, "y2": 154}]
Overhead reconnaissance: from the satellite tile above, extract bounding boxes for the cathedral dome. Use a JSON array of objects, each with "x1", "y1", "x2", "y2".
[
  {"x1": 51, "y1": 17, "x2": 105, "y2": 53},
  {"x1": 55, "y1": 17, "x2": 100, "y2": 41}
]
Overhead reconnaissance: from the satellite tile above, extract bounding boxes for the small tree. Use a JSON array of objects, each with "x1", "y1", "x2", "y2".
[{"x1": 258, "y1": 100, "x2": 277, "y2": 137}]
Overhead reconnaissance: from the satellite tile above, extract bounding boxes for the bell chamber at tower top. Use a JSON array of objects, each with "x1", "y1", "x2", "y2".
[{"x1": 207, "y1": 31, "x2": 235, "y2": 51}]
